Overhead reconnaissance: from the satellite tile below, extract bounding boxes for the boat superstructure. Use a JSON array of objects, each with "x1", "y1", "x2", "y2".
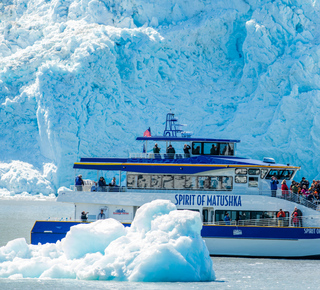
[{"x1": 31, "y1": 113, "x2": 320, "y2": 258}]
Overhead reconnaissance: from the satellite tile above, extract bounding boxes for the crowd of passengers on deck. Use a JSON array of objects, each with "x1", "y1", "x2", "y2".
[
  {"x1": 272, "y1": 176, "x2": 320, "y2": 205},
  {"x1": 75, "y1": 175, "x2": 119, "y2": 192}
]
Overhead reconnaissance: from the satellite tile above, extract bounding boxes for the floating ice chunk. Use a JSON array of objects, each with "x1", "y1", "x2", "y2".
[
  {"x1": 0, "y1": 200, "x2": 215, "y2": 281},
  {"x1": 61, "y1": 218, "x2": 127, "y2": 259},
  {"x1": 0, "y1": 238, "x2": 30, "y2": 262}
]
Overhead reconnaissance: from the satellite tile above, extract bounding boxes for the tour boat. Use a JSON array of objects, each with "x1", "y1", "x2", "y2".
[{"x1": 31, "y1": 113, "x2": 320, "y2": 258}]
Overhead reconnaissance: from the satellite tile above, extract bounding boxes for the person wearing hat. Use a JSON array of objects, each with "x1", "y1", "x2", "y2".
[{"x1": 75, "y1": 174, "x2": 84, "y2": 191}]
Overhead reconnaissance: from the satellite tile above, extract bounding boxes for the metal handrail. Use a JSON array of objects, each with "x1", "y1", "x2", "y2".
[{"x1": 209, "y1": 215, "x2": 320, "y2": 227}]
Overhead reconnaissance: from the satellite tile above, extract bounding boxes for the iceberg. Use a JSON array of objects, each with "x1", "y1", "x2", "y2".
[{"x1": 0, "y1": 199, "x2": 215, "y2": 282}]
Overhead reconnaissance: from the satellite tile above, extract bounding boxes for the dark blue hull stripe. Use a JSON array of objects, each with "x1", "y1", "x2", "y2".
[{"x1": 31, "y1": 221, "x2": 320, "y2": 245}]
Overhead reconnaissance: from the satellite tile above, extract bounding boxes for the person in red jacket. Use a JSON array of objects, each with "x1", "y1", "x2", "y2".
[
  {"x1": 281, "y1": 180, "x2": 289, "y2": 199},
  {"x1": 277, "y1": 209, "x2": 286, "y2": 227}
]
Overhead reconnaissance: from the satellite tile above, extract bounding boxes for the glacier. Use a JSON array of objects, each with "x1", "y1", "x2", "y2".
[
  {"x1": 0, "y1": 0, "x2": 320, "y2": 194},
  {"x1": 0, "y1": 200, "x2": 215, "y2": 281}
]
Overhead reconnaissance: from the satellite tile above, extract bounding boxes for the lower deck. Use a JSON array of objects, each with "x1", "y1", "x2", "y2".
[{"x1": 31, "y1": 220, "x2": 320, "y2": 258}]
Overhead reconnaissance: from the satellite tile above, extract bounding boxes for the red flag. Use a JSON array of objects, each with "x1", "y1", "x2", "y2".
[{"x1": 143, "y1": 127, "x2": 151, "y2": 137}]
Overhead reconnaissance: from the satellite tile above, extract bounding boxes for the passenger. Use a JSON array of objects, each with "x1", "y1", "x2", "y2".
[
  {"x1": 183, "y1": 144, "x2": 191, "y2": 157},
  {"x1": 204, "y1": 177, "x2": 210, "y2": 189},
  {"x1": 300, "y1": 177, "x2": 309, "y2": 190},
  {"x1": 97, "y1": 209, "x2": 106, "y2": 220},
  {"x1": 224, "y1": 213, "x2": 231, "y2": 225},
  {"x1": 109, "y1": 177, "x2": 116, "y2": 187},
  {"x1": 81, "y1": 211, "x2": 88, "y2": 222},
  {"x1": 292, "y1": 206, "x2": 303, "y2": 227},
  {"x1": 210, "y1": 144, "x2": 218, "y2": 155},
  {"x1": 281, "y1": 180, "x2": 289, "y2": 199},
  {"x1": 166, "y1": 144, "x2": 175, "y2": 158},
  {"x1": 98, "y1": 177, "x2": 107, "y2": 192},
  {"x1": 270, "y1": 176, "x2": 279, "y2": 197},
  {"x1": 153, "y1": 143, "x2": 160, "y2": 154},
  {"x1": 91, "y1": 182, "x2": 97, "y2": 192},
  {"x1": 276, "y1": 209, "x2": 285, "y2": 227},
  {"x1": 193, "y1": 146, "x2": 200, "y2": 154},
  {"x1": 290, "y1": 181, "x2": 298, "y2": 202},
  {"x1": 75, "y1": 174, "x2": 84, "y2": 191},
  {"x1": 292, "y1": 212, "x2": 299, "y2": 227},
  {"x1": 301, "y1": 185, "x2": 308, "y2": 197}
]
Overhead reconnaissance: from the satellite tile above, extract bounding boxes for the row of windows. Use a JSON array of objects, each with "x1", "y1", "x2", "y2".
[
  {"x1": 127, "y1": 174, "x2": 233, "y2": 190},
  {"x1": 214, "y1": 210, "x2": 289, "y2": 223},
  {"x1": 191, "y1": 142, "x2": 234, "y2": 156}
]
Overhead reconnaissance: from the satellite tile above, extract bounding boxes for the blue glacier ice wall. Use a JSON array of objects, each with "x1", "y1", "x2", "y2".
[{"x1": 0, "y1": 0, "x2": 320, "y2": 193}]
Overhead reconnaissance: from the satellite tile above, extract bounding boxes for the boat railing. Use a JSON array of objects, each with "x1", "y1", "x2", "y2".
[
  {"x1": 129, "y1": 153, "x2": 190, "y2": 159},
  {"x1": 72, "y1": 185, "x2": 126, "y2": 192},
  {"x1": 208, "y1": 215, "x2": 320, "y2": 227}
]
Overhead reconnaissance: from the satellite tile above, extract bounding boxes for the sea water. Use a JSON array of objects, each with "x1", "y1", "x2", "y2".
[{"x1": 0, "y1": 199, "x2": 319, "y2": 289}]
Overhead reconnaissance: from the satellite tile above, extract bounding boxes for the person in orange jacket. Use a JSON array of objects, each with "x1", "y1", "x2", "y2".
[{"x1": 277, "y1": 209, "x2": 286, "y2": 227}]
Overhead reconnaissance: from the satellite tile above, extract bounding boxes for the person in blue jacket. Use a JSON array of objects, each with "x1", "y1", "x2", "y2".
[
  {"x1": 75, "y1": 174, "x2": 84, "y2": 191},
  {"x1": 224, "y1": 212, "x2": 231, "y2": 225},
  {"x1": 270, "y1": 176, "x2": 279, "y2": 197}
]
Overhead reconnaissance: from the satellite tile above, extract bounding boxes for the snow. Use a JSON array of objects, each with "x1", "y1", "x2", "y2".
[
  {"x1": 0, "y1": 0, "x2": 320, "y2": 194},
  {"x1": 0, "y1": 200, "x2": 215, "y2": 282}
]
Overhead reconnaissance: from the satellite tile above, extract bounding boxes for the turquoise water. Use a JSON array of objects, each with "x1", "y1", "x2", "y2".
[{"x1": 0, "y1": 199, "x2": 318, "y2": 289}]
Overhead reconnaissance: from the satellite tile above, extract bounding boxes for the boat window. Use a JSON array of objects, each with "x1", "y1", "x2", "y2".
[
  {"x1": 265, "y1": 170, "x2": 278, "y2": 179},
  {"x1": 248, "y1": 169, "x2": 260, "y2": 175},
  {"x1": 137, "y1": 175, "x2": 150, "y2": 188},
  {"x1": 185, "y1": 176, "x2": 197, "y2": 189},
  {"x1": 219, "y1": 143, "x2": 228, "y2": 155},
  {"x1": 210, "y1": 176, "x2": 221, "y2": 190},
  {"x1": 278, "y1": 170, "x2": 294, "y2": 180},
  {"x1": 215, "y1": 210, "x2": 289, "y2": 225},
  {"x1": 127, "y1": 174, "x2": 232, "y2": 190},
  {"x1": 174, "y1": 175, "x2": 185, "y2": 189},
  {"x1": 192, "y1": 142, "x2": 202, "y2": 155},
  {"x1": 203, "y1": 209, "x2": 209, "y2": 222},
  {"x1": 265, "y1": 169, "x2": 293, "y2": 180},
  {"x1": 260, "y1": 169, "x2": 268, "y2": 179},
  {"x1": 203, "y1": 143, "x2": 219, "y2": 155},
  {"x1": 235, "y1": 176, "x2": 247, "y2": 183},
  {"x1": 163, "y1": 175, "x2": 174, "y2": 189},
  {"x1": 235, "y1": 168, "x2": 247, "y2": 175},
  {"x1": 198, "y1": 177, "x2": 211, "y2": 189},
  {"x1": 222, "y1": 177, "x2": 233, "y2": 189},
  {"x1": 127, "y1": 174, "x2": 137, "y2": 188},
  {"x1": 151, "y1": 175, "x2": 162, "y2": 188},
  {"x1": 248, "y1": 177, "x2": 258, "y2": 187}
]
